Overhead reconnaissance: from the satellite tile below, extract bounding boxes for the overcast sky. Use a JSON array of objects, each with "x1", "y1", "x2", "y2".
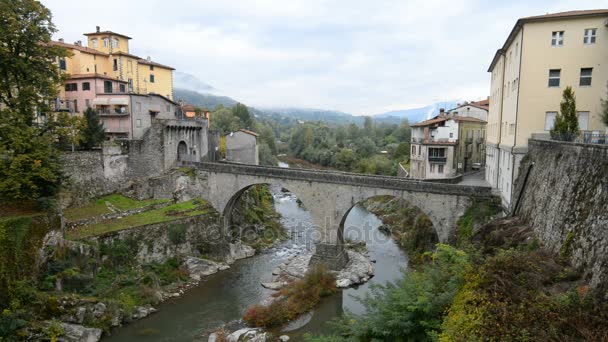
[{"x1": 44, "y1": 0, "x2": 607, "y2": 115}]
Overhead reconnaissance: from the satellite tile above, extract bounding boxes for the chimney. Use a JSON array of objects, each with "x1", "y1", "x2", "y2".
[
  {"x1": 58, "y1": 38, "x2": 64, "y2": 42},
  {"x1": 74, "y1": 40, "x2": 81, "y2": 46},
  {"x1": 96, "y1": 26, "x2": 100, "y2": 33},
  {"x1": 439, "y1": 108, "x2": 445, "y2": 115}
]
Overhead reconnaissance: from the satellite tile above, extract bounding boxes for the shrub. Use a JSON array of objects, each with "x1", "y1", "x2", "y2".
[{"x1": 243, "y1": 265, "x2": 337, "y2": 328}]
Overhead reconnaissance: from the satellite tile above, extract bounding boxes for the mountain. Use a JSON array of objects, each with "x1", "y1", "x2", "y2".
[
  {"x1": 173, "y1": 72, "x2": 216, "y2": 93},
  {"x1": 174, "y1": 88, "x2": 237, "y2": 109},
  {"x1": 373, "y1": 101, "x2": 460, "y2": 124},
  {"x1": 258, "y1": 107, "x2": 363, "y2": 126}
]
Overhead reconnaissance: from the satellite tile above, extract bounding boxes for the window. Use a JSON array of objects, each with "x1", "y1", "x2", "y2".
[
  {"x1": 73, "y1": 100, "x2": 78, "y2": 113},
  {"x1": 82, "y1": 82, "x2": 90, "y2": 91},
  {"x1": 112, "y1": 38, "x2": 119, "y2": 48},
  {"x1": 113, "y1": 59, "x2": 118, "y2": 71},
  {"x1": 104, "y1": 81, "x2": 113, "y2": 93},
  {"x1": 64, "y1": 83, "x2": 77, "y2": 91},
  {"x1": 128, "y1": 78, "x2": 133, "y2": 91},
  {"x1": 411, "y1": 146, "x2": 416, "y2": 155},
  {"x1": 418, "y1": 146, "x2": 421, "y2": 155},
  {"x1": 429, "y1": 148, "x2": 445, "y2": 158},
  {"x1": 59, "y1": 58, "x2": 66, "y2": 71},
  {"x1": 584, "y1": 28, "x2": 597, "y2": 44},
  {"x1": 92, "y1": 38, "x2": 98, "y2": 48},
  {"x1": 119, "y1": 84, "x2": 126, "y2": 93},
  {"x1": 580, "y1": 68, "x2": 592, "y2": 86},
  {"x1": 85, "y1": 99, "x2": 90, "y2": 108},
  {"x1": 449, "y1": 132, "x2": 453, "y2": 138},
  {"x1": 551, "y1": 31, "x2": 564, "y2": 46},
  {"x1": 438, "y1": 165, "x2": 444, "y2": 174},
  {"x1": 545, "y1": 112, "x2": 557, "y2": 131},
  {"x1": 509, "y1": 124, "x2": 515, "y2": 135},
  {"x1": 430, "y1": 164, "x2": 435, "y2": 173},
  {"x1": 103, "y1": 38, "x2": 109, "y2": 47},
  {"x1": 136, "y1": 119, "x2": 142, "y2": 128},
  {"x1": 150, "y1": 65, "x2": 154, "y2": 71},
  {"x1": 150, "y1": 74, "x2": 155, "y2": 83},
  {"x1": 578, "y1": 111, "x2": 589, "y2": 130},
  {"x1": 548, "y1": 69, "x2": 561, "y2": 87}
]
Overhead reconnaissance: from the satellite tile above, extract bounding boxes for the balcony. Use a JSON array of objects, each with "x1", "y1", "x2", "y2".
[{"x1": 428, "y1": 156, "x2": 447, "y2": 163}]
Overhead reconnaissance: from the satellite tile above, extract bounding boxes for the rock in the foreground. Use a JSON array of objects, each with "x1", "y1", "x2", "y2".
[
  {"x1": 271, "y1": 250, "x2": 374, "y2": 288},
  {"x1": 184, "y1": 257, "x2": 230, "y2": 281},
  {"x1": 212, "y1": 327, "x2": 267, "y2": 342},
  {"x1": 57, "y1": 323, "x2": 102, "y2": 342}
]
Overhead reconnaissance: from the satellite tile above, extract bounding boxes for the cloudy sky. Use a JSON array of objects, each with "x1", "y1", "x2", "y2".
[{"x1": 44, "y1": 0, "x2": 607, "y2": 115}]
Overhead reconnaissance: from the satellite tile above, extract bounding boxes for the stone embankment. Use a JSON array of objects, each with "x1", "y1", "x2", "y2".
[{"x1": 513, "y1": 139, "x2": 608, "y2": 293}]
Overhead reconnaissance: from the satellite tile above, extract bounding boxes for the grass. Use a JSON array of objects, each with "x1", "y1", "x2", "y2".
[
  {"x1": 64, "y1": 194, "x2": 170, "y2": 222},
  {"x1": 66, "y1": 199, "x2": 212, "y2": 239}
]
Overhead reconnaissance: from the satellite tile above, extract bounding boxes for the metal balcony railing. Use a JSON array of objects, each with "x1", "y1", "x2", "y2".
[{"x1": 428, "y1": 156, "x2": 447, "y2": 163}]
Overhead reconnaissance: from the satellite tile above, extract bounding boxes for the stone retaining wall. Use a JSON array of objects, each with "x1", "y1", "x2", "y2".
[{"x1": 514, "y1": 139, "x2": 608, "y2": 292}]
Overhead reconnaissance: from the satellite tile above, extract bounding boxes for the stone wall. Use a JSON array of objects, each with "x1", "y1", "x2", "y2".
[
  {"x1": 87, "y1": 214, "x2": 231, "y2": 264},
  {"x1": 60, "y1": 145, "x2": 129, "y2": 207},
  {"x1": 514, "y1": 139, "x2": 608, "y2": 291}
]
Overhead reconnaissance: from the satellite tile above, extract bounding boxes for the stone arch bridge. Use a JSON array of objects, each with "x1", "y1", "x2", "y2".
[{"x1": 192, "y1": 162, "x2": 492, "y2": 270}]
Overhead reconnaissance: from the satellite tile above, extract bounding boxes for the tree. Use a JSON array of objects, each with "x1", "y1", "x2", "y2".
[
  {"x1": 363, "y1": 116, "x2": 374, "y2": 136},
  {"x1": 0, "y1": 0, "x2": 69, "y2": 203},
  {"x1": 211, "y1": 107, "x2": 240, "y2": 135},
  {"x1": 46, "y1": 112, "x2": 85, "y2": 151},
  {"x1": 233, "y1": 103, "x2": 252, "y2": 128},
  {"x1": 601, "y1": 83, "x2": 608, "y2": 129},
  {"x1": 551, "y1": 86, "x2": 579, "y2": 141},
  {"x1": 81, "y1": 108, "x2": 105, "y2": 150}
]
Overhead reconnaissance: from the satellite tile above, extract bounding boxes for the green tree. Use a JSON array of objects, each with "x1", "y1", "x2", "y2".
[
  {"x1": 233, "y1": 103, "x2": 252, "y2": 128},
  {"x1": 211, "y1": 107, "x2": 240, "y2": 135},
  {"x1": 363, "y1": 116, "x2": 374, "y2": 136},
  {"x1": 601, "y1": 83, "x2": 608, "y2": 128},
  {"x1": 0, "y1": 0, "x2": 69, "y2": 203},
  {"x1": 81, "y1": 108, "x2": 105, "y2": 150},
  {"x1": 551, "y1": 86, "x2": 579, "y2": 141},
  {"x1": 46, "y1": 112, "x2": 85, "y2": 151}
]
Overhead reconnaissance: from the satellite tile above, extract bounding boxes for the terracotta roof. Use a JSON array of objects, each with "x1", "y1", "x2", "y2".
[
  {"x1": 410, "y1": 116, "x2": 449, "y2": 127},
  {"x1": 237, "y1": 129, "x2": 259, "y2": 137},
  {"x1": 83, "y1": 30, "x2": 132, "y2": 40},
  {"x1": 452, "y1": 115, "x2": 486, "y2": 124},
  {"x1": 50, "y1": 40, "x2": 108, "y2": 56},
  {"x1": 488, "y1": 9, "x2": 608, "y2": 72},
  {"x1": 113, "y1": 51, "x2": 142, "y2": 59},
  {"x1": 472, "y1": 98, "x2": 489, "y2": 108},
  {"x1": 138, "y1": 59, "x2": 175, "y2": 70},
  {"x1": 449, "y1": 102, "x2": 489, "y2": 112},
  {"x1": 67, "y1": 73, "x2": 128, "y2": 83}
]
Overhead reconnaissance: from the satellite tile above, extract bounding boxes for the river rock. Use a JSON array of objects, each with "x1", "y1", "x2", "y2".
[
  {"x1": 111, "y1": 309, "x2": 123, "y2": 327},
  {"x1": 279, "y1": 335, "x2": 290, "y2": 341},
  {"x1": 131, "y1": 305, "x2": 157, "y2": 320},
  {"x1": 75, "y1": 307, "x2": 86, "y2": 324},
  {"x1": 227, "y1": 242, "x2": 256, "y2": 263},
  {"x1": 92, "y1": 302, "x2": 106, "y2": 318},
  {"x1": 184, "y1": 256, "x2": 230, "y2": 281},
  {"x1": 57, "y1": 323, "x2": 102, "y2": 342},
  {"x1": 272, "y1": 250, "x2": 374, "y2": 288},
  {"x1": 261, "y1": 281, "x2": 287, "y2": 290}
]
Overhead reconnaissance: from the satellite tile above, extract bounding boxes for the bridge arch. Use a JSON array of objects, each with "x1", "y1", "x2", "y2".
[{"x1": 338, "y1": 195, "x2": 439, "y2": 254}]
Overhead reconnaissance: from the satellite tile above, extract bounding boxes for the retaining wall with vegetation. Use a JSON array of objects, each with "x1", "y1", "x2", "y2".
[{"x1": 514, "y1": 139, "x2": 608, "y2": 291}]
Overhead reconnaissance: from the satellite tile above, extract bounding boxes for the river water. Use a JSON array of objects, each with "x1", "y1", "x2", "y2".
[{"x1": 106, "y1": 164, "x2": 408, "y2": 341}]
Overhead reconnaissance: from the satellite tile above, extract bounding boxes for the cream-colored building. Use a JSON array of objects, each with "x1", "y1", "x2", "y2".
[{"x1": 486, "y1": 9, "x2": 608, "y2": 207}]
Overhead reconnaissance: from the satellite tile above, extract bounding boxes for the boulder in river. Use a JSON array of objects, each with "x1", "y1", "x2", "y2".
[
  {"x1": 184, "y1": 256, "x2": 230, "y2": 281},
  {"x1": 57, "y1": 322, "x2": 102, "y2": 342}
]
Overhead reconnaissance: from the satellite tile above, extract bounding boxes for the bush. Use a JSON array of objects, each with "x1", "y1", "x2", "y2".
[{"x1": 243, "y1": 265, "x2": 337, "y2": 328}]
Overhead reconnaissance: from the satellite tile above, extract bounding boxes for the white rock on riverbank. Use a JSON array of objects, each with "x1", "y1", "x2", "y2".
[
  {"x1": 271, "y1": 249, "x2": 374, "y2": 288},
  {"x1": 56, "y1": 323, "x2": 102, "y2": 342},
  {"x1": 184, "y1": 257, "x2": 231, "y2": 281}
]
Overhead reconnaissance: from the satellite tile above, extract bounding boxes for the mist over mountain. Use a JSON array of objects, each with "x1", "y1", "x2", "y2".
[{"x1": 174, "y1": 88, "x2": 460, "y2": 126}]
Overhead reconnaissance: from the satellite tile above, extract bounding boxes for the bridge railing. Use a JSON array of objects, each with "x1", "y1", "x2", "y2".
[{"x1": 187, "y1": 161, "x2": 492, "y2": 197}]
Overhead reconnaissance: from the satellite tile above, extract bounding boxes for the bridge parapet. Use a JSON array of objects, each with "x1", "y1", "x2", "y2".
[{"x1": 193, "y1": 161, "x2": 492, "y2": 197}]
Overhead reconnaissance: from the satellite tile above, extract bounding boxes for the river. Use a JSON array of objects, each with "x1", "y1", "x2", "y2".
[{"x1": 106, "y1": 163, "x2": 408, "y2": 341}]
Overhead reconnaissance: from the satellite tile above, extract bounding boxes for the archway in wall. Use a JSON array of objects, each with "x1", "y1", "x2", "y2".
[
  {"x1": 177, "y1": 141, "x2": 188, "y2": 162},
  {"x1": 339, "y1": 195, "x2": 439, "y2": 314},
  {"x1": 223, "y1": 183, "x2": 315, "y2": 251}
]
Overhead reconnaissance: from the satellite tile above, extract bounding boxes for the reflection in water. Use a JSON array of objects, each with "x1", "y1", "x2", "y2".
[{"x1": 105, "y1": 189, "x2": 408, "y2": 341}]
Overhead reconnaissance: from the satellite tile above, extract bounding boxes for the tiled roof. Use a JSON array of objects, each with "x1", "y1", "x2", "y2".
[
  {"x1": 472, "y1": 99, "x2": 489, "y2": 108},
  {"x1": 488, "y1": 9, "x2": 608, "y2": 72},
  {"x1": 50, "y1": 40, "x2": 108, "y2": 56},
  {"x1": 238, "y1": 129, "x2": 259, "y2": 137},
  {"x1": 67, "y1": 73, "x2": 128, "y2": 83},
  {"x1": 83, "y1": 30, "x2": 132, "y2": 40},
  {"x1": 138, "y1": 59, "x2": 175, "y2": 70},
  {"x1": 113, "y1": 51, "x2": 143, "y2": 59},
  {"x1": 449, "y1": 102, "x2": 489, "y2": 112},
  {"x1": 411, "y1": 114, "x2": 486, "y2": 127},
  {"x1": 452, "y1": 115, "x2": 486, "y2": 123}
]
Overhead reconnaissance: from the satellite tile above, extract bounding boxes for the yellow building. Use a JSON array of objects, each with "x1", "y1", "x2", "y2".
[
  {"x1": 52, "y1": 26, "x2": 174, "y2": 102},
  {"x1": 486, "y1": 9, "x2": 608, "y2": 207}
]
